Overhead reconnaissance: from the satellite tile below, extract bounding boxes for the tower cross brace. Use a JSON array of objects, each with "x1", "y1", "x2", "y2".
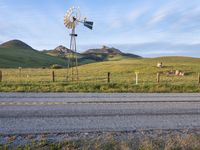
[{"x1": 67, "y1": 27, "x2": 79, "y2": 81}]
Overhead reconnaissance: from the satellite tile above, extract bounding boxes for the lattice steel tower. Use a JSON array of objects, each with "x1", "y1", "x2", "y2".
[{"x1": 64, "y1": 6, "x2": 93, "y2": 81}]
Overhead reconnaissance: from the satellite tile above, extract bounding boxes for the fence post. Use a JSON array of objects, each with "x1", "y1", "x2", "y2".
[
  {"x1": 107, "y1": 72, "x2": 110, "y2": 83},
  {"x1": 0, "y1": 70, "x2": 2, "y2": 82},
  {"x1": 157, "y1": 72, "x2": 160, "y2": 83},
  {"x1": 52, "y1": 71, "x2": 55, "y2": 82},
  {"x1": 198, "y1": 73, "x2": 200, "y2": 84},
  {"x1": 18, "y1": 67, "x2": 22, "y2": 77},
  {"x1": 135, "y1": 72, "x2": 139, "y2": 85}
]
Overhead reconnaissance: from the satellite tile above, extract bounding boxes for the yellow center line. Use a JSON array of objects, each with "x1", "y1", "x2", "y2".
[
  {"x1": 16, "y1": 102, "x2": 21, "y2": 105},
  {"x1": 0, "y1": 101, "x2": 70, "y2": 106},
  {"x1": 32, "y1": 102, "x2": 37, "y2": 105},
  {"x1": 1, "y1": 102, "x2": 6, "y2": 105},
  {"x1": 0, "y1": 102, "x2": 120, "y2": 106}
]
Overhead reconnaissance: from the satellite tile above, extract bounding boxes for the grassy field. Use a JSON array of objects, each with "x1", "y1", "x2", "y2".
[
  {"x1": 1, "y1": 130, "x2": 200, "y2": 150},
  {"x1": 1, "y1": 56, "x2": 200, "y2": 92}
]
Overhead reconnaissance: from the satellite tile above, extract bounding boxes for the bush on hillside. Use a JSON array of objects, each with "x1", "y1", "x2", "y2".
[{"x1": 50, "y1": 64, "x2": 63, "y2": 69}]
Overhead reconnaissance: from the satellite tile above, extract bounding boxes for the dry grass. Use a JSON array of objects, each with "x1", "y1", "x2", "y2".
[
  {"x1": 1, "y1": 57, "x2": 200, "y2": 84},
  {"x1": 2, "y1": 130, "x2": 200, "y2": 150},
  {"x1": 1, "y1": 57, "x2": 200, "y2": 92}
]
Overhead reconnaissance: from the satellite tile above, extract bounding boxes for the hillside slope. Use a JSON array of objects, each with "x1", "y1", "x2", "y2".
[
  {"x1": 76, "y1": 56, "x2": 200, "y2": 86},
  {"x1": 84, "y1": 46, "x2": 141, "y2": 59},
  {"x1": 43, "y1": 45, "x2": 102, "y2": 65},
  {"x1": 0, "y1": 40, "x2": 66, "y2": 68},
  {"x1": 0, "y1": 39, "x2": 141, "y2": 68},
  {"x1": 45, "y1": 45, "x2": 142, "y2": 64},
  {"x1": 1, "y1": 56, "x2": 200, "y2": 93}
]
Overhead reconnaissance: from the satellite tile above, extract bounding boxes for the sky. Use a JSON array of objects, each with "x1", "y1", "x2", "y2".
[{"x1": 0, "y1": 0, "x2": 200, "y2": 57}]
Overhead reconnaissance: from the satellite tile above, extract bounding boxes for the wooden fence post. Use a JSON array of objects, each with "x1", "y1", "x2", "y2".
[
  {"x1": 0, "y1": 70, "x2": 2, "y2": 82},
  {"x1": 52, "y1": 71, "x2": 55, "y2": 82},
  {"x1": 135, "y1": 72, "x2": 139, "y2": 85},
  {"x1": 18, "y1": 67, "x2": 22, "y2": 77},
  {"x1": 198, "y1": 73, "x2": 200, "y2": 84},
  {"x1": 157, "y1": 72, "x2": 160, "y2": 83},
  {"x1": 107, "y1": 72, "x2": 110, "y2": 83}
]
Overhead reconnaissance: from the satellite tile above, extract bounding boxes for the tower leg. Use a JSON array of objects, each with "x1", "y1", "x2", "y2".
[{"x1": 67, "y1": 27, "x2": 79, "y2": 81}]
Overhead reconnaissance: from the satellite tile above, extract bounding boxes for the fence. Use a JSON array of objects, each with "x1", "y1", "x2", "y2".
[
  {"x1": 0, "y1": 68, "x2": 200, "y2": 85},
  {"x1": 0, "y1": 70, "x2": 2, "y2": 82}
]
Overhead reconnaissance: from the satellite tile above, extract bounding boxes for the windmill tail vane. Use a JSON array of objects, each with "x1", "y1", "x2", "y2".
[{"x1": 84, "y1": 21, "x2": 94, "y2": 30}]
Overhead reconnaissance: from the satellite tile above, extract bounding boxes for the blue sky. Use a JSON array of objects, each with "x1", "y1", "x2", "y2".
[{"x1": 0, "y1": 0, "x2": 200, "y2": 57}]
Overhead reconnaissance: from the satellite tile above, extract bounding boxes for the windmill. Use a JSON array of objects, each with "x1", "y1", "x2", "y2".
[{"x1": 64, "y1": 6, "x2": 94, "y2": 81}]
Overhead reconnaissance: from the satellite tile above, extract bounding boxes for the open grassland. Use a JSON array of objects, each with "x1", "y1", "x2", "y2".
[{"x1": 1, "y1": 56, "x2": 200, "y2": 92}]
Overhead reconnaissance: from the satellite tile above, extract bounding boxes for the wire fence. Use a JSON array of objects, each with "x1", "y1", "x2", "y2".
[{"x1": 0, "y1": 68, "x2": 200, "y2": 85}]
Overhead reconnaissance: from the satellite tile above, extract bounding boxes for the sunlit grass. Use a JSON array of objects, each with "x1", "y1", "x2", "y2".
[{"x1": 1, "y1": 57, "x2": 200, "y2": 92}]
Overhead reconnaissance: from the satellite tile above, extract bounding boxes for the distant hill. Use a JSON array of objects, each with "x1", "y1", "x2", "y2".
[
  {"x1": 43, "y1": 46, "x2": 101, "y2": 65},
  {"x1": 83, "y1": 46, "x2": 141, "y2": 60},
  {"x1": 0, "y1": 39, "x2": 141, "y2": 68},
  {"x1": 0, "y1": 40, "x2": 66, "y2": 68},
  {"x1": 1, "y1": 40, "x2": 34, "y2": 50},
  {"x1": 84, "y1": 46, "x2": 123, "y2": 54},
  {"x1": 43, "y1": 45, "x2": 76, "y2": 57},
  {"x1": 45, "y1": 45, "x2": 141, "y2": 63}
]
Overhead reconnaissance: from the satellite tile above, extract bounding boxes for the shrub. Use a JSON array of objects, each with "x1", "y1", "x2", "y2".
[{"x1": 50, "y1": 64, "x2": 63, "y2": 69}]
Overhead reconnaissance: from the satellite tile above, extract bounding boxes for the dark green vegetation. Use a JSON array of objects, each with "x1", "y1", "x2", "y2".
[
  {"x1": 1, "y1": 130, "x2": 200, "y2": 150},
  {"x1": 0, "y1": 39, "x2": 141, "y2": 68},
  {"x1": 44, "y1": 45, "x2": 141, "y2": 65},
  {"x1": 0, "y1": 40, "x2": 67, "y2": 68}
]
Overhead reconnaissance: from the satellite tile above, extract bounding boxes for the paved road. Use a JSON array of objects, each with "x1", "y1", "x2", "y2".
[{"x1": 0, "y1": 93, "x2": 200, "y2": 135}]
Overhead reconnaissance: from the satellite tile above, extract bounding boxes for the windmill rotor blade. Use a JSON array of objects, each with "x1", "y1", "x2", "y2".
[
  {"x1": 64, "y1": 7, "x2": 81, "y2": 29},
  {"x1": 64, "y1": 7, "x2": 94, "y2": 30}
]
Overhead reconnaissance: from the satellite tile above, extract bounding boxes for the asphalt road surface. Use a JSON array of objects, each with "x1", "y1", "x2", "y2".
[{"x1": 0, "y1": 93, "x2": 200, "y2": 135}]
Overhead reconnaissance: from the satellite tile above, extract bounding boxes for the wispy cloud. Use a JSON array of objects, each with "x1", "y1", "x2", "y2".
[
  {"x1": 170, "y1": 5, "x2": 200, "y2": 32},
  {"x1": 1, "y1": 0, "x2": 200, "y2": 57},
  {"x1": 106, "y1": 5, "x2": 149, "y2": 30},
  {"x1": 148, "y1": 1, "x2": 178, "y2": 26},
  {"x1": 127, "y1": 6, "x2": 149, "y2": 22},
  {"x1": 110, "y1": 42, "x2": 200, "y2": 57}
]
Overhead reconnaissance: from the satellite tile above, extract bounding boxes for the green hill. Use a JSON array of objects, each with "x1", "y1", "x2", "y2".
[
  {"x1": 44, "y1": 45, "x2": 142, "y2": 64},
  {"x1": 83, "y1": 46, "x2": 141, "y2": 61},
  {"x1": 0, "y1": 40, "x2": 67, "y2": 68},
  {"x1": 43, "y1": 45, "x2": 103, "y2": 65},
  {"x1": 1, "y1": 40, "x2": 34, "y2": 50},
  {"x1": 1, "y1": 40, "x2": 140, "y2": 68}
]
